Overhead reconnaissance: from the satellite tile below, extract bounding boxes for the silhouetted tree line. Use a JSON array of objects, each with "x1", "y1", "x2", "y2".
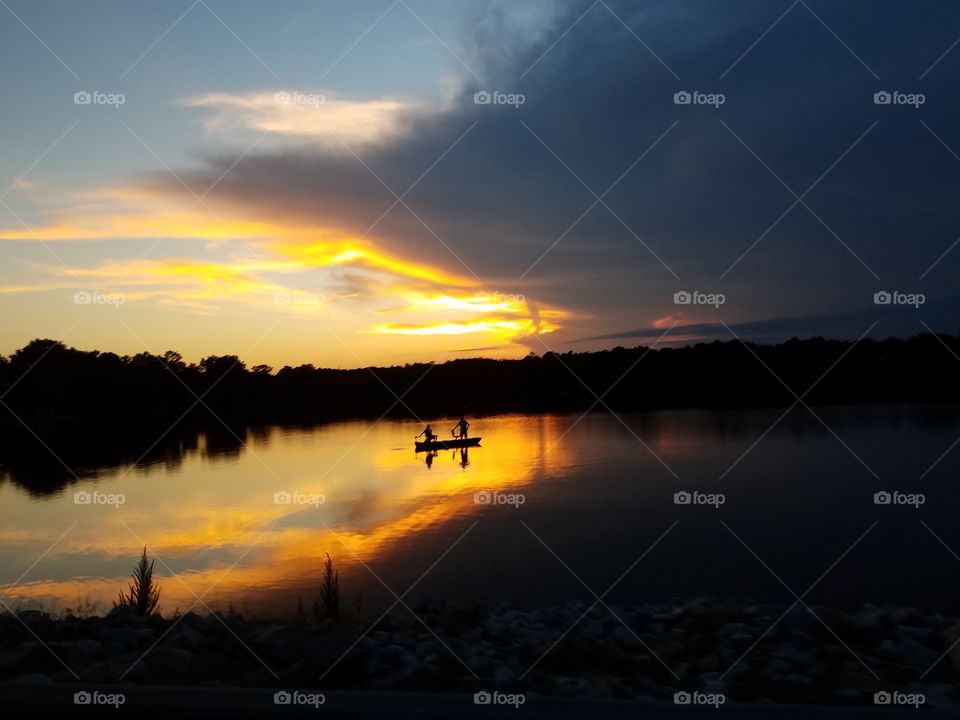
[
  {"x1": 1, "y1": 334, "x2": 959, "y2": 429},
  {"x1": 1, "y1": 334, "x2": 958, "y2": 493}
]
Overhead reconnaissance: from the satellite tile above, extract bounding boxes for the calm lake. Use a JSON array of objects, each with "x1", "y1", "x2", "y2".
[{"x1": 2, "y1": 406, "x2": 959, "y2": 618}]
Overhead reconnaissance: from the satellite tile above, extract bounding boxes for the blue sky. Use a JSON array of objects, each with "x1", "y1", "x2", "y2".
[{"x1": 0, "y1": 0, "x2": 477, "y2": 197}]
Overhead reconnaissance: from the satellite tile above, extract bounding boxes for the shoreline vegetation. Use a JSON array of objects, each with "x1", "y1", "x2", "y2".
[
  {"x1": 2, "y1": 596, "x2": 958, "y2": 707},
  {"x1": 0, "y1": 554, "x2": 956, "y2": 707}
]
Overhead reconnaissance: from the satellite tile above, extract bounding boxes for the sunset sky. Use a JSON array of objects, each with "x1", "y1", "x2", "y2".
[{"x1": 2, "y1": 0, "x2": 959, "y2": 369}]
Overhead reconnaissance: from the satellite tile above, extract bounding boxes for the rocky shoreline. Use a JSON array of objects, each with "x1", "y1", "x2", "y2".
[{"x1": 1, "y1": 598, "x2": 958, "y2": 707}]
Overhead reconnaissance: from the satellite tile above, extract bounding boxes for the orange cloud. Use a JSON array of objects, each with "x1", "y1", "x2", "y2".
[
  {"x1": 653, "y1": 314, "x2": 678, "y2": 329},
  {"x1": 0, "y1": 170, "x2": 566, "y2": 347}
]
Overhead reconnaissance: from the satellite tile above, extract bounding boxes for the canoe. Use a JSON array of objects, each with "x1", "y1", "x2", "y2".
[{"x1": 415, "y1": 437, "x2": 481, "y2": 452}]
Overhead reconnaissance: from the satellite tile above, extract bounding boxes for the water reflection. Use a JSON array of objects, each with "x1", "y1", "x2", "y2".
[
  {"x1": 420, "y1": 447, "x2": 471, "y2": 470},
  {"x1": 2, "y1": 407, "x2": 960, "y2": 616},
  {"x1": 0, "y1": 415, "x2": 572, "y2": 615}
]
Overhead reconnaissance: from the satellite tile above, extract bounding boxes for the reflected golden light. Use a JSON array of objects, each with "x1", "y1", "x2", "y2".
[{"x1": 0, "y1": 418, "x2": 573, "y2": 614}]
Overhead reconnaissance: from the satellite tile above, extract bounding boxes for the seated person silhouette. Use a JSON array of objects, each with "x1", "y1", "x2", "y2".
[{"x1": 417, "y1": 424, "x2": 437, "y2": 443}]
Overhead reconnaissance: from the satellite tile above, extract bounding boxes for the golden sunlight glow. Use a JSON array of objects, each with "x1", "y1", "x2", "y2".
[
  {"x1": 0, "y1": 418, "x2": 573, "y2": 614},
  {"x1": 373, "y1": 319, "x2": 557, "y2": 336},
  {"x1": 0, "y1": 182, "x2": 568, "y2": 352},
  {"x1": 287, "y1": 242, "x2": 472, "y2": 288},
  {"x1": 375, "y1": 291, "x2": 568, "y2": 339},
  {"x1": 0, "y1": 211, "x2": 289, "y2": 242},
  {"x1": 399, "y1": 291, "x2": 525, "y2": 314}
]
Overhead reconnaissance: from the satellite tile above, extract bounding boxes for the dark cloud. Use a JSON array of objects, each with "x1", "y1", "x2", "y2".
[
  {"x1": 579, "y1": 293, "x2": 960, "y2": 344},
  {"x1": 154, "y1": 0, "x2": 960, "y2": 346}
]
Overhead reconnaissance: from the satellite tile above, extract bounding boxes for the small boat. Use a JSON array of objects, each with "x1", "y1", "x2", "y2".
[{"x1": 415, "y1": 437, "x2": 481, "y2": 452}]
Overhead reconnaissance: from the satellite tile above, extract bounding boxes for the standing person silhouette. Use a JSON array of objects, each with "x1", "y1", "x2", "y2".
[{"x1": 452, "y1": 415, "x2": 469, "y2": 439}]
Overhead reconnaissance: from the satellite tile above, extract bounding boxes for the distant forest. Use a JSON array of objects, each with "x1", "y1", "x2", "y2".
[
  {"x1": 2, "y1": 333, "x2": 960, "y2": 425},
  {"x1": 1, "y1": 334, "x2": 959, "y2": 491}
]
